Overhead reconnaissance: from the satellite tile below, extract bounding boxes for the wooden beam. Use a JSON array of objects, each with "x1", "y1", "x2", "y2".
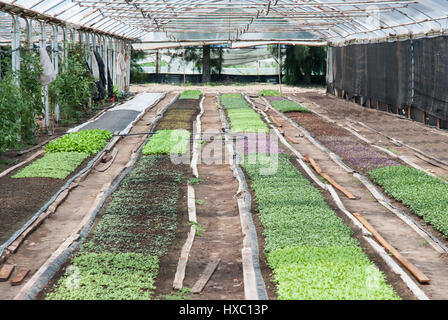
[
  {"x1": 10, "y1": 269, "x2": 30, "y2": 286},
  {"x1": 0, "y1": 264, "x2": 15, "y2": 282},
  {"x1": 304, "y1": 154, "x2": 322, "y2": 174},
  {"x1": 321, "y1": 173, "x2": 357, "y2": 200},
  {"x1": 304, "y1": 155, "x2": 356, "y2": 200},
  {"x1": 191, "y1": 257, "x2": 221, "y2": 294},
  {"x1": 285, "y1": 134, "x2": 299, "y2": 144},
  {"x1": 353, "y1": 212, "x2": 430, "y2": 284}
]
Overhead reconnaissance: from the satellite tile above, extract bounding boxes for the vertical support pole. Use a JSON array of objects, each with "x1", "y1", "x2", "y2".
[
  {"x1": 155, "y1": 49, "x2": 160, "y2": 77},
  {"x1": 26, "y1": 18, "x2": 32, "y2": 52},
  {"x1": 437, "y1": 118, "x2": 441, "y2": 129},
  {"x1": 40, "y1": 22, "x2": 49, "y2": 130},
  {"x1": 407, "y1": 106, "x2": 411, "y2": 119},
  {"x1": 92, "y1": 33, "x2": 96, "y2": 54},
  {"x1": 126, "y1": 42, "x2": 131, "y2": 91},
  {"x1": 278, "y1": 43, "x2": 282, "y2": 94},
  {"x1": 11, "y1": 15, "x2": 21, "y2": 77},
  {"x1": 183, "y1": 45, "x2": 186, "y2": 87},
  {"x1": 52, "y1": 25, "x2": 59, "y2": 122}
]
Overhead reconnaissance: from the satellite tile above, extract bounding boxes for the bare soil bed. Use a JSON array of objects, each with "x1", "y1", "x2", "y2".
[
  {"x1": 296, "y1": 92, "x2": 448, "y2": 163},
  {"x1": 287, "y1": 111, "x2": 403, "y2": 174},
  {"x1": 0, "y1": 155, "x2": 92, "y2": 245}
]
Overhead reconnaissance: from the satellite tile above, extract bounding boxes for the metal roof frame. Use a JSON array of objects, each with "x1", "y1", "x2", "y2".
[{"x1": 1, "y1": 0, "x2": 448, "y2": 47}]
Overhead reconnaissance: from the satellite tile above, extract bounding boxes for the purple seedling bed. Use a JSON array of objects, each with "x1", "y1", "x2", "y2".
[
  {"x1": 266, "y1": 96, "x2": 285, "y2": 102},
  {"x1": 318, "y1": 135, "x2": 400, "y2": 172},
  {"x1": 233, "y1": 133, "x2": 284, "y2": 154}
]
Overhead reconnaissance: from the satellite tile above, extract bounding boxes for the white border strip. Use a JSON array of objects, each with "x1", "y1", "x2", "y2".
[{"x1": 191, "y1": 96, "x2": 205, "y2": 178}]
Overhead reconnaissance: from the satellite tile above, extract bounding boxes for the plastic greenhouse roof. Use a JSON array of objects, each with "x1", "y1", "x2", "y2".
[{"x1": 0, "y1": 0, "x2": 447, "y2": 47}]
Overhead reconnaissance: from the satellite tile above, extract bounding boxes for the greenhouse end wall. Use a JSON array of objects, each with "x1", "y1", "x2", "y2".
[{"x1": 327, "y1": 36, "x2": 448, "y2": 128}]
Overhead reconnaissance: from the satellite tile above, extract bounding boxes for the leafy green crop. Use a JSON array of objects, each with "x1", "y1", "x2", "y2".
[
  {"x1": 242, "y1": 153, "x2": 399, "y2": 300},
  {"x1": 47, "y1": 154, "x2": 188, "y2": 300},
  {"x1": 142, "y1": 129, "x2": 191, "y2": 155},
  {"x1": 271, "y1": 100, "x2": 311, "y2": 113},
  {"x1": 46, "y1": 252, "x2": 159, "y2": 300},
  {"x1": 220, "y1": 93, "x2": 250, "y2": 109},
  {"x1": 269, "y1": 246, "x2": 398, "y2": 300},
  {"x1": 259, "y1": 89, "x2": 282, "y2": 97},
  {"x1": 369, "y1": 165, "x2": 448, "y2": 237},
  {"x1": 13, "y1": 152, "x2": 89, "y2": 179},
  {"x1": 221, "y1": 94, "x2": 269, "y2": 134},
  {"x1": 179, "y1": 89, "x2": 201, "y2": 99},
  {"x1": 45, "y1": 129, "x2": 112, "y2": 155}
]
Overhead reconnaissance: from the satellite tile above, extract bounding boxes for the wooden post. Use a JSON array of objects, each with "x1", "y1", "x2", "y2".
[
  {"x1": 423, "y1": 112, "x2": 426, "y2": 124},
  {"x1": 437, "y1": 118, "x2": 441, "y2": 129},
  {"x1": 408, "y1": 106, "x2": 411, "y2": 119}
]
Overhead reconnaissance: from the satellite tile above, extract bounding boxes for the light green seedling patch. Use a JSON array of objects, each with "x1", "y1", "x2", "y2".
[
  {"x1": 271, "y1": 100, "x2": 311, "y2": 113},
  {"x1": 45, "y1": 129, "x2": 112, "y2": 155},
  {"x1": 179, "y1": 89, "x2": 201, "y2": 99},
  {"x1": 259, "y1": 89, "x2": 281, "y2": 97},
  {"x1": 13, "y1": 152, "x2": 89, "y2": 179},
  {"x1": 369, "y1": 165, "x2": 448, "y2": 237},
  {"x1": 142, "y1": 129, "x2": 191, "y2": 155},
  {"x1": 46, "y1": 252, "x2": 159, "y2": 300},
  {"x1": 241, "y1": 153, "x2": 400, "y2": 300}
]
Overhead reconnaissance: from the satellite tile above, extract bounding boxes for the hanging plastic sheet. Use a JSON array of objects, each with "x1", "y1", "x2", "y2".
[
  {"x1": 93, "y1": 51, "x2": 106, "y2": 101},
  {"x1": 39, "y1": 46, "x2": 56, "y2": 86}
]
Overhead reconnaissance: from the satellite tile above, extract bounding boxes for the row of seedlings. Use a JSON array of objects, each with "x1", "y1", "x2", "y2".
[
  {"x1": 222, "y1": 92, "x2": 399, "y2": 299},
  {"x1": 264, "y1": 91, "x2": 448, "y2": 245},
  {"x1": 43, "y1": 91, "x2": 201, "y2": 300},
  {"x1": 0, "y1": 129, "x2": 111, "y2": 245}
]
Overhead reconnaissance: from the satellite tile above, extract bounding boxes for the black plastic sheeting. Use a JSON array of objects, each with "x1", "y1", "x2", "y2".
[
  {"x1": 82, "y1": 110, "x2": 140, "y2": 133},
  {"x1": 328, "y1": 36, "x2": 448, "y2": 120}
]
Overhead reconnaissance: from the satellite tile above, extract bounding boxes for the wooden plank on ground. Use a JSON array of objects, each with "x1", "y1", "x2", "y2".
[
  {"x1": 353, "y1": 212, "x2": 430, "y2": 284},
  {"x1": 0, "y1": 264, "x2": 15, "y2": 282},
  {"x1": 304, "y1": 154, "x2": 322, "y2": 174},
  {"x1": 269, "y1": 115, "x2": 282, "y2": 127},
  {"x1": 10, "y1": 269, "x2": 30, "y2": 286},
  {"x1": 191, "y1": 257, "x2": 221, "y2": 294},
  {"x1": 321, "y1": 173, "x2": 357, "y2": 200},
  {"x1": 285, "y1": 134, "x2": 299, "y2": 144}
]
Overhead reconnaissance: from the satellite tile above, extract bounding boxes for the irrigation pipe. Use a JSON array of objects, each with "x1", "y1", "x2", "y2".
[
  {"x1": 217, "y1": 94, "x2": 268, "y2": 301},
  {"x1": 13, "y1": 94, "x2": 179, "y2": 300},
  {"x1": 246, "y1": 95, "x2": 431, "y2": 300}
]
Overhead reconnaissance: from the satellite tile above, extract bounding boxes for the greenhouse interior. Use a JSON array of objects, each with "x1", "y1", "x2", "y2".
[{"x1": 1, "y1": 0, "x2": 448, "y2": 305}]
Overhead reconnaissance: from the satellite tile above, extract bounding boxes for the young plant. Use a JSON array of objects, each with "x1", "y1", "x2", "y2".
[
  {"x1": 142, "y1": 130, "x2": 191, "y2": 155},
  {"x1": 13, "y1": 152, "x2": 89, "y2": 179},
  {"x1": 45, "y1": 129, "x2": 112, "y2": 155},
  {"x1": 179, "y1": 89, "x2": 201, "y2": 100}
]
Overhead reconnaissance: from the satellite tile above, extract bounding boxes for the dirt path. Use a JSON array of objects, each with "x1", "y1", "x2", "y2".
[
  {"x1": 250, "y1": 96, "x2": 448, "y2": 300},
  {"x1": 290, "y1": 91, "x2": 448, "y2": 178},
  {"x1": 180, "y1": 95, "x2": 245, "y2": 300},
  {"x1": 0, "y1": 92, "x2": 177, "y2": 300}
]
